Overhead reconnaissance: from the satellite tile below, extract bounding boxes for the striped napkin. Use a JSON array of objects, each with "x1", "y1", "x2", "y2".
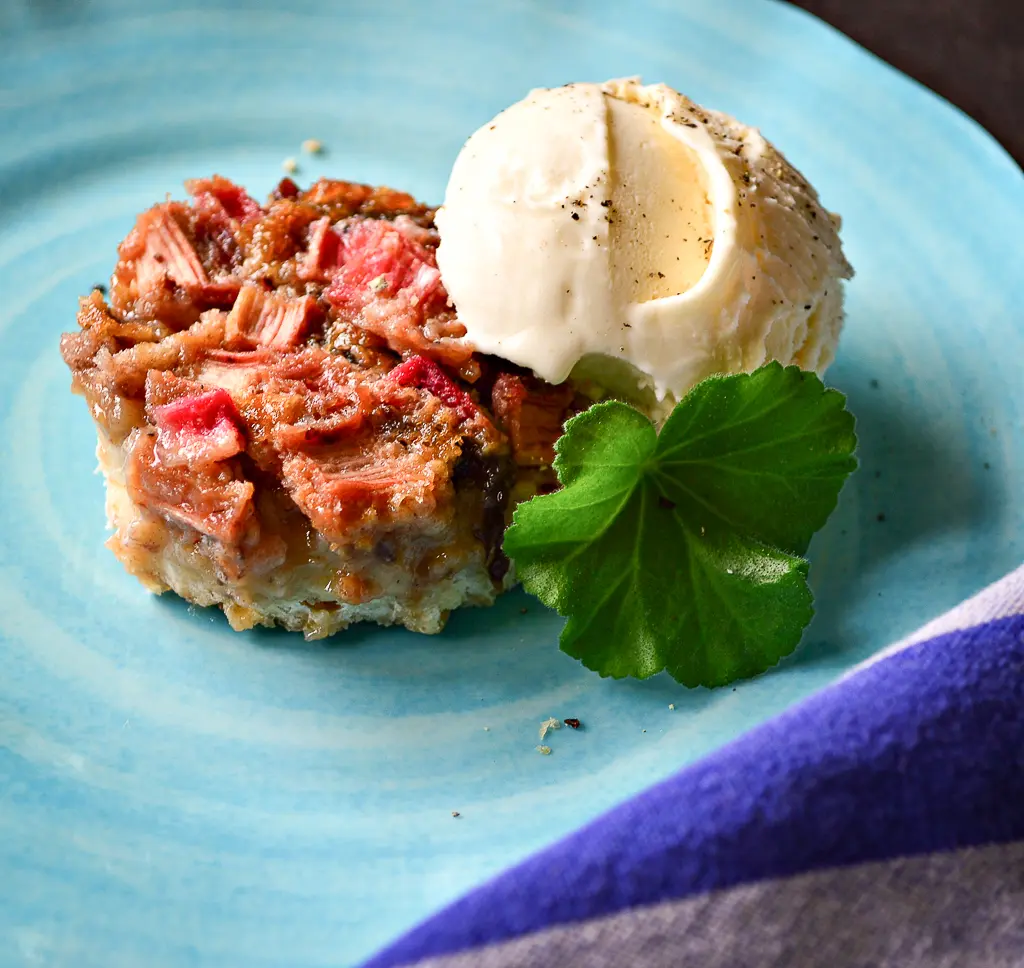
[{"x1": 363, "y1": 566, "x2": 1024, "y2": 968}]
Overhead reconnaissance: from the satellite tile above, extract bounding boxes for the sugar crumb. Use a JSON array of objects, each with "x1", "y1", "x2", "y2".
[{"x1": 539, "y1": 717, "x2": 561, "y2": 741}]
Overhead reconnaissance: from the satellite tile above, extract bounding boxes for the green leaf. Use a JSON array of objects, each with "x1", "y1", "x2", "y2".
[{"x1": 503, "y1": 363, "x2": 857, "y2": 688}]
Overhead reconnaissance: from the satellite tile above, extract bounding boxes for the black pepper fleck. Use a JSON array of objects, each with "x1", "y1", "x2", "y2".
[
  {"x1": 571, "y1": 212, "x2": 579, "y2": 220},
  {"x1": 877, "y1": 513, "x2": 886, "y2": 523}
]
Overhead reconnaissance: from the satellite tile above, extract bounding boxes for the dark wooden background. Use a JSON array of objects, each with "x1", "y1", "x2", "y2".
[{"x1": 791, "y1": 0, "x2": 1023, "y2": 165}]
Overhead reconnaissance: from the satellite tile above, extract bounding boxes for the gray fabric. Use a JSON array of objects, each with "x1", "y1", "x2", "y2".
[{"x1": 407, "y1": 840, "x2": 1024, "y2": 968}]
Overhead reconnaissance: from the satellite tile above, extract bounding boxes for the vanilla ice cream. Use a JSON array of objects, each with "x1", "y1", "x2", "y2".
[{"x1": 435, "y1": 78, "x2": 853, "y2": 414}]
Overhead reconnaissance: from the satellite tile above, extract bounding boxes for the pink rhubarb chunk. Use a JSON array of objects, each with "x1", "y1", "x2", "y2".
[
  {"x1": 324, "y1": 218, "x2": 448, "y2": 315},
  {"x1": 186, "y1": 176, "x2": 263, "y2": 222},
  {"x1": 152, "y1": 388, "x2": 246, "y2": 466},
  {"x1": 226, "y1": 284, "x2": 316, "y2": 349},
  {"x1": 298, "y1": 216, "x2": 343, "y2": 281},
  {"x1": 134, "y1": 209, "x2": 210, "y2": 295},
  {"x1": 388, "y1": 355, "x2": 477, "y2": 420}
]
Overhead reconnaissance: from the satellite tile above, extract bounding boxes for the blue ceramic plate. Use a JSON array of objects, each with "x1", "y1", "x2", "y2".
[{"x1": 1, "y1": 1, "x2": 1021, "y2": 965}]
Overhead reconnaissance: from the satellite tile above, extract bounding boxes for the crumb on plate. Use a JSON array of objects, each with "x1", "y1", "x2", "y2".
[{"x1": 539, "y1": 716, "x2": 561, "y2": 740}]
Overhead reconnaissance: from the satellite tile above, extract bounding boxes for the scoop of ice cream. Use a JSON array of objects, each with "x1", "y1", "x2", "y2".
[{"x1": 435, "y1": 78, "x2": 853, "y2": 414}]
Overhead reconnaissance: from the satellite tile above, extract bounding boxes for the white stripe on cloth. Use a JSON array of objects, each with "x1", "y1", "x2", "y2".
[{"x1": 401, "y1": 839, "x2": 1024, "y2": 968}]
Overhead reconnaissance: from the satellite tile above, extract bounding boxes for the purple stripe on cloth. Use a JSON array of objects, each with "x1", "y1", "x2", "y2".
[{"x1": 363, "y1": 613, "x2": 1024, "y2": 968}]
